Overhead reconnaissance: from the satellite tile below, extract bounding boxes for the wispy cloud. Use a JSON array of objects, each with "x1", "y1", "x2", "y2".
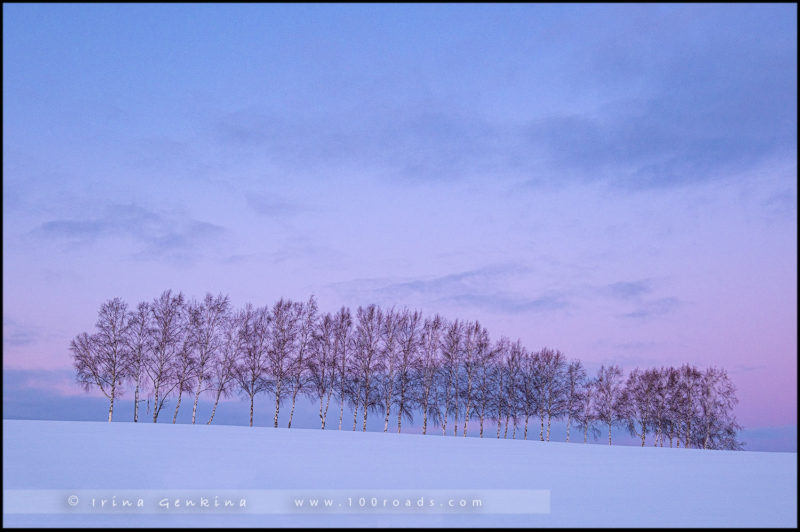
[
  {"x1": 620, "y1": 297, "x2": 681, "y2": 320},
  {"x1": 328, "y1": 263, "x2": 570, "y2": 314},
  {"x1": 32, "y1": 203, "x2": 226, "y2": 263},
  {"x1": 245, "y1": 192, "x2": 311, "y2": 218},
  {"x1": 602, "y1": 280, "x2": 652, "y2": 300},
  {"x1": 3, "y1": 317, "x2": 41, "y2": 348}
]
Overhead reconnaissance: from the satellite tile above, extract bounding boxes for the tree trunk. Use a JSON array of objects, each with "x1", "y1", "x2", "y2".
[
  {"x1": 584, "y1": 423, "x2": 588, "y2": 443},
  {"x1": 152, "y1": 384, "x2": 159, "y2": 423},
  {"x1": 383, "y1": 383, "x2": 392, "y2": 432},
  {"x1": 608, "y1": 422, "x2": 612, "y2": 445},
  {"x1": 362, "y1": 379, "x2": 370, "y2": 432},
  {"x1": 133, "y1": 380, "x2": 140, "y2": 423},
  {"x1": 397, "y1": 383, "x2": 406, "y2": 433},
  {"x1": 273, "y1": 381, "x2": 282, "y2": 428},
  {"x1": 287, "y1": 384, "x2": 300, "y2": 428},
  {"x1": 546, "y1": 414, "x2": 552, "y2": 441},
  {"x1": 191, "y1": 377, "x2": 203, "y2": 424},
  {"x1": 323, "y1": 389, "x2": 332, "y2": 429},
  {"x1": 319, "y1": 396, "x2": 326, "y2": 429},
  {"x1": 566, "y1": 414, "x2": 571, "y2": 442},
  {"x1": 338, "y1": 384, "x2": 345, "y2": 431},
  {"x1": 172, "y1": 389, "x2": 183, "y2": 424},
  {"x1": 539, "y1": 415, "x2": 544, "y2": 441},
  {"x1": 249, "y1": 393, "x2": 254, "y2": 427},
  {"x1": 108, "y1": 384, "x2": 114, "y2": 422},
  {"x1": 422, "y1": 393, "x2": 429, "y2": 435},
  {"x1": 208, "y1": 387, "x2": 223, "y2": 424},
  {"x1": 503, "y1": 414, "x2": 509, "y2": 439},
  {"x1": 524, "y1": 414, "x2": 529, "y2": 440}
]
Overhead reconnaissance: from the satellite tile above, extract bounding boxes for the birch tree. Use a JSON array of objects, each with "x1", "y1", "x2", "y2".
[
  {"x1": 564, "y1": 359, "x2": 587, "y2": 442},
  {"x1": 417, "y1": 314, "x2": 443, "y2": 435},
  {"x1": 332, "y1": 307, "x2": 353, "y2": 430},
  {"x1": 188, "y1": 293, "x2": 230, "y2": 424},
  {"x1": 266, "y1": 298, "x2": 298, "y2": 428},
  {"x1": 620, "y1": 368, "x2": 656, "y2": 446},
  {"x1": 234, "y1": 304, "x2": 271, "y2": 427},
  {"x1": 575, "y1": 377, "x2": 600, "y2": 443},
  {"x1": 353, "y1": 304, "x2": 383, "y2": 432},
  {"x1": 71, "y1": 297, "x2": 131, "y2": 421},
  {"x1": 207, "y1": 310, "x2": 242, "y2": 424},
  {"x1": 473, "y1": 331, "x2": 498, "y2": 437},
  {"x1": 308, "y1": 312, "x2": 337, "y2": 429},
  {"x1": 287, "y1": 296, "x2": 318, "y2": 428},
  {"x1": 379, "y1": 307, "x2": 400, "y2": 432},
  {"x1": 460, "y1": 321, "x2": 484, "y2": 437},
  {"x1": 594, "y1": 364, "x2": 625, "y2": 445},
  {"x1": 441, "y1": 319, "x2": 462, "y2": 436},
  {"x1": 126, "y1": 301, "x2": 150, "y2": 423},
  {"x1": 395, "y1": 309, "x2": 422, "y2": 432},
  {"x1": 172, "y1": 302, "x2": 196, "y2": 423},
  {"x1": 146, "y1": 290, "x2": 186, "y2": 423}
]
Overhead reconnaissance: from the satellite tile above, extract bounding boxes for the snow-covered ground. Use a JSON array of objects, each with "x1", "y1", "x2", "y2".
[{"x1": 3, "y1": 419, "x2": 796, "y2": 527}]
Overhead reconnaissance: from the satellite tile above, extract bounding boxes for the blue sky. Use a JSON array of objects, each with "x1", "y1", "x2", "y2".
[{"x1": 3, "y1": 4, "x2": 797, "y2": 448}]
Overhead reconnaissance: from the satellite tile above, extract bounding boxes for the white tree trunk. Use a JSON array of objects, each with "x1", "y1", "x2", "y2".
[
  {"x1": 133, "y1": 380, "x2": 140, "y2": 423},
  {"x1": 172, "y1": 389, "x2": 183, "y2": 424},
  {"x1": 191, "y1": 377, "x2": 203, "y2": 425},
  {"x1": 208, "y1": 387, "x2": 223, "y2": 424},
  {"x1": 273, "y1": 381, "x2": 282, "y2": 428},
  {"x1": 566, "y1": 414, "x2": 571, "y2": 442}
]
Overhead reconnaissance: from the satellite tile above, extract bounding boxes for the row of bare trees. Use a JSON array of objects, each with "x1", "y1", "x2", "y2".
[{"x1": 70, "y1": 291, "x2": 742, "y2": 449}]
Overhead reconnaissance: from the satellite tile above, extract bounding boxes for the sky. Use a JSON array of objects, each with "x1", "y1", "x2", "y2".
[{"x1": 3, "y1": 4, "x2": 797, "y2": 449}]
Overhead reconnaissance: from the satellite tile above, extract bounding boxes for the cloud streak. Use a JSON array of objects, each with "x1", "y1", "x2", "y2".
[{"x1": 33, "y1": 203, "x2": 226, "y2": 263}]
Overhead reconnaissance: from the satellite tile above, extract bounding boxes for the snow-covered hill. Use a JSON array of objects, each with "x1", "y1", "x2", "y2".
[{"x1": 3, "y1": 419, "x2": 796, "y2": 527}]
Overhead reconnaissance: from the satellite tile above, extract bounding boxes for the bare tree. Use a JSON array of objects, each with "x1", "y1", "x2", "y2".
[
  {"x1": 395, "y1": 309, "x2": 422, "y2": 432},
  {"x1": 266, "y1": 298, "x2": 298, "y2": 428},
  {"x1": 575, "y1": 377, "x2": 600, "y2": 443},
  {"x1": 172, "y1": 301, "x2": 196, "y2": 423},
  {"x1": 697, "y1": 366, "x2": 742, "y2": 450},
  {"x1": 564, "y1": 359, "x2": 587, "y2": 442},
  {"x1": 516, "y1": 344, "x2": 538, "y2": 440},
  {"x1": 234, "y1": 304, "x2": 271, "y2": 427},
  {"x1": 146, "y1": 290, "x2": 186, "y2": 423},
  {"x1": 207, "y1": 310, "x2": 242, "y2": 424},
  {"x1": 189, "y1": 293, "x2": 230, "y2": 424},
  {"x1": 650, "y1": 367, "x2": 670, "y2": 446},
  {"x1": 126, "y1": 301, "x2": 150, "y2": 423},
  {"x1": 460, "y1": 321, "x2": 484, "y2": 437},
  {"x1": 663, "y1": 366, "x2": 681, "y2": 447},
  {"x1": 441, "y1": 319, "x2": 462, "y2": 436},
  {"x1": 676, "y1": 364, "x2": 702, "y2": 448},
  {"x1": 353, "y1": 304, "x2": 384, "y2": 432},
  {"x1": 71, "y1": 298, "x2": 131, "y2": 421},
  {"x1": 332, "y1": 307, "x2": 353, "y2": 430},
  {"x1": 417, "y1": 314, "x2": 443, "y2": 435},
  {"x1": 620, "y1": 368, "x2": 657, "y2": 446},
  {"x1": 594, "y1": 364, "x2": 625, "y2": 444},
  {"x1": 539, "y1": 347, "x2": 567, "y2": 441},
  {"x1": 473, "y1": 330, "x2": 497, "y2": 437},
  {"x1": 488, "y1": 337, "x2": 510, "y2": 438},
  {"x1": 502, "y1": 345, "x2": 522, "y2": 439},
  {"x1": 379, "y1": 307, "x2": 400, "y2": 432},
  {"x1": 287, "y1": 296, "x2": 318, "y2": 428},
  {"x1": 308, "y1": 312, "x2": 337, "y2": 429}
]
